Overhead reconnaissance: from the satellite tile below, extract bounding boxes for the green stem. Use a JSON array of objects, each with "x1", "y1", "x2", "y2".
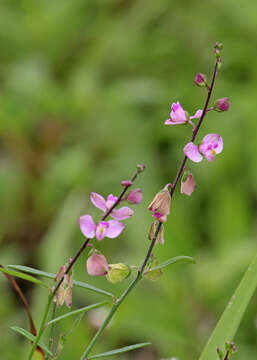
[
  {"x1": 27, "y1": 294, "x2": 54, "y2": 360},
  {"x1": 80, "y1": 223, "x2": 161, "y2": 360}
]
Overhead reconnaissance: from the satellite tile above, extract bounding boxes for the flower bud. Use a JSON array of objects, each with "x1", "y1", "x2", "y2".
[
  {"x1": 136, "y1": 164, "x2": 146, "y2": 173},
  {"x1": 126, "y1": 188, "x2": 143, "y2": 204},
  {"x1": 106, "y1": 263, "x2": 131, "y2": 284},
  {"x1": 194, "y1": 73, "x2": 206, "y2": 87},
  {"x1": 217, "y1": 347, "x2": 224, "y2": 360},
  {"x1": 148, "y1": 221, "x2": 164, "y2": 245},
  {"x1": 121, "y1": 180, "x2": 133, "y2": 187},
  {"x1": 87, "y1": 253, "x2": 109, "y2": 276},
  {"x1": 148, "y1": 184, "x2": 171, "y2": 222},
  {"x1": 180, "y1": 171, "x2": 196, "y2": 196},
  {"x1": 215, "y1": 97, "x2": 230, "y2": 112}
]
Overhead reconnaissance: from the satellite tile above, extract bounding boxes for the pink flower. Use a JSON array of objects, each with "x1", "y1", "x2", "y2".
[
  {"x1": 180, "y1": 172, "x2": 196, "y2": 196},
  {"x1": 87, "y1": 253, "x2": 109, "y2": 276},
  {"x1": 183, "y1": 134, "x2": 223, "y2": 163},
  {"x1": 126, "y1": 188, "x2": 143, "y2": 204},
  {"x1": 90, "y1": 192, "x2": 133, "y2": 220},
  {"x1": 165, "y1": 102, "x2": 202, "y2": 125},
  {"x1": 79, "y1": 215, "x2": 124, "y2": 241}
]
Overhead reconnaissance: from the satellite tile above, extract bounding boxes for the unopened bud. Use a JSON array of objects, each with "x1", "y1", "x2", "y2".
[
  {"x1": 215, "y1": 97, "x2": 230, "y2": 112},
  {"x1": 87, "y1": 252, "x2": 109, "y2": 276},
  {"x1": 106, "y1": 263, "x2": 131, "y2": 284},
  {"x1": 148, "y1": 221, "x2": 164, "y2": 245},
  {"x1": 136, "y1": 164, "x2": 146, "y2": 173},
  {"x1": 195, "y1": 73, "x2": 206, "y2": 87},
  {"x1": 181, "y1": 171, "x2": 196, "y2": 196},
  {"x1": 121, "y1": 180, "x2": 133, "y2": 187},
  {"x1": 126, "y1": 188, "x2": 143, "y2": 204},
  {"x1": 148, "y1": 183, "x2": 171, "y2": 222},
  {"x1": 217, "y1": 347, "x2": 224, "y2": 360}
]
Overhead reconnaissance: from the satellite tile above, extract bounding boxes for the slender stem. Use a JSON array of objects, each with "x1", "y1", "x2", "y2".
[
  {"x1": 80, "y1": 58, "x2": 219, "y2": 359},
  {"x1": 27, "y1": 168, "x2": 142, "y2": 359},
  {"x1": 80, "y1": 223, "x2": 161, "y2": 360},
  {"x1": 27, "y1": 295, "x2": 54, "y2": 360},
  {"x1": 47, "y1": 302, "x2": 57, "y2": 359}
]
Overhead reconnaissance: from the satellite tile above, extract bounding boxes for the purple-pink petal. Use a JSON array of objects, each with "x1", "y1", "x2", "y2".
[
  {"x1": 171, "y1": 102, "x2": 187, "y2": 122},
  {"x1": 110, "y1": 207, "x2": 134, "y2": 220},
  {"x1": 202, "y1": 133, "x2": 223, "y2": 154},
  {"x1": 95, "y1": 221, "x2": 109, "y2": 241},
  {"x1": 190, "y1": 109, "x2": 203, "y2": 119},
  {"x1": 79, "y1": 215, "x2": 96, "y2": 238},
  {"x1": 105, "y1": 220, "x2": 124, "y2": 238},
  {"x1": 183, "y1": 142, "x2": 203, "y2": 163},
  {"x1": 105, "y1": 194, "x2": 118, "y2": 209},
  {"x1": 90, "y1": 192, "x2": 107, "y2": 212}
]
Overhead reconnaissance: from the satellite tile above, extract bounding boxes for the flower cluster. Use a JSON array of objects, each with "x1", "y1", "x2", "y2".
[
  {"x1": 79, "y1": 193, "x2": 134, "y2": 241},
  {"x1": 79, "y1": 186, "x2": 142, "y2": 278},
  {"x1": 184, "y1": 133, "x2": 223, "y2": 163}
]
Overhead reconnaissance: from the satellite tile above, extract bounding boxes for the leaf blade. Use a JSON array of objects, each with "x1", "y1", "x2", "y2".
[
  {"x1": 0, "y1": 267, "x2": 49, "y2": 288},
  {"x1": 148, "y1": 255, "x2": 195, "y2": 272},
  {"x1": 46, "y1": 301, "x2": 109, "y2": 326},
  {"x1": 199, "y1": 252, "x2": 257, "y2": 360},
  {"x1": 8, "y1": 265, "x2": 115, "y2": 298},
  {"x1": 11, "y1": 326, "x2": 53, "y2": 356},
  {"x1": 87, "y1": 342, "x2": 152, "y2": 359}
]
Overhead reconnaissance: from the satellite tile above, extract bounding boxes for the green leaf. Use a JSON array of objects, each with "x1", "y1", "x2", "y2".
[
  {"x1": 46, "y1": 301, "x2": 109, "y2": 326},
  {"x1": 10, "y1": 326, "x2": 53, "y2": 356},
  {"x1": 0, "y1": 267, "x2": 49, "y2": 288},
  {"x1": 199, "y1": 252, "x2": 257, "y2": 360},
  {"x1": 8, "y1": 265, "x2": 114, "y2": 298},
  {"x1": 87, "y1": 342, "x2": 152, "y2": 359},
  {"x1": 148, "y1": 256, "x2": 195, "y2": 272}
]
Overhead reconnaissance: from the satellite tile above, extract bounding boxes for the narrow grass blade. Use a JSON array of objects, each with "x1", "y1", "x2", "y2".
[
  {"x1": 46, "y1": 301, "x2": 109, "y2": 326},
  {"x1": 0, "y1": 267, "x2": 49, "y2": 288},
  {"x1": 11, "y1": 326, "x2": 53, "y2": 356},
  {"x1": 87, "y1": 342, "x2": 151, "y2": 359},
  {"x1": 8, "y1": 264, "x2": 114, "y2": 298},
  {"x1": 148, "y1": 256, "x2": 195, "y2": 272},
  {"x1": 199, "y1": 252, "x2": 257, "y2": 360}
]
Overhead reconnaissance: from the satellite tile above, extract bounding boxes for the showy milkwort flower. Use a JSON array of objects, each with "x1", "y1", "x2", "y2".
[
  {"x1": 184, "y1": 133, "x2": 223, "y2": 163},
  {"x1": 90, "y1": 192, "x2": 134, "y2": 220},
  {"x1": 80, "y1": 215, "x2": 124, "y2": 241},
  {"x1": 165, "y1": 102, "x2": 202, "y2": 126},
  {"x1": 181, "y1": 171, "x2": 196, "y2": 196}
]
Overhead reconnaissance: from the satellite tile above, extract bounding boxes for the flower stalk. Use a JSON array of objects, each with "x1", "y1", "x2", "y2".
[{"x1": 80, "y1": 52, "x2": 221, "y2": 359}]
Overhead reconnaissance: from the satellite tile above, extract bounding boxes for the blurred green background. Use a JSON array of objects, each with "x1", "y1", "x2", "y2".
[{"x1": 0, "y1": 0, "x2": 257, "y2": 359}]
